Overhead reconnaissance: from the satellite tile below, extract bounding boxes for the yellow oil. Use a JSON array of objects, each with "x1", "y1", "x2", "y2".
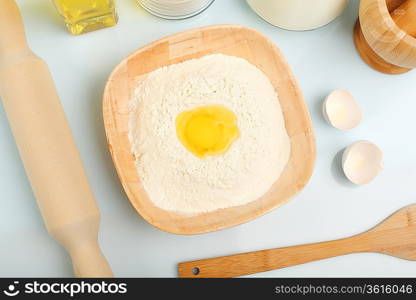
[
  {"x1": 53, "y1": 0, "x2": 118, "y2": 35},
  {"x1": 176, "y1": 105, "x2": 240, "y2": 159}
]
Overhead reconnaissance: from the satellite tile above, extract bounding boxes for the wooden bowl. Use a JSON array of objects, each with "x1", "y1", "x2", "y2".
[
  {"x1": 354, "y1": 0, "x2": 416, "y2": 74},
  {"x1": 103, "y1": 25, "x2": 316, "y2": 234}
]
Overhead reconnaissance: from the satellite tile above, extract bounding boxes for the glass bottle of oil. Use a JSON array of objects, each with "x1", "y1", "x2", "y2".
[{"x1": 52, "y1": 0, "x2": 118, "y2": 35}]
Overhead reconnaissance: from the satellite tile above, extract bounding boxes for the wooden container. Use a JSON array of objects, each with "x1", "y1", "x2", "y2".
[
  {"x1": 354, "y1": 0, "x2": 416, "y2": 74},
  {"x1": 103, "y1": 25, "x2": 316, "y2": 235}
]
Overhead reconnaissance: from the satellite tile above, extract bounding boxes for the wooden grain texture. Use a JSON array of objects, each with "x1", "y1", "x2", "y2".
[
  {"x1": 0, "y1": 0, "x2": 112, "y2": 277},
  {"x1": 103, "y1": 25, "x2": 316, "y2": 235},
  {"x1": 391, "y1": 0, "x2": 416, "y2": 36},
  {"x1": 354, "y1": 20, "x2": 412, "y2": 74},
  {"x1": 354, "y1": 0, "x2": 416, "y2": 74},
  {"x1": 178, "y1": 204, "x2": 416, "y2": 277}
]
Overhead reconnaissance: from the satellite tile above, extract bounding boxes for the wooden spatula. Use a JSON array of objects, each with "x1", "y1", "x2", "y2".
[{"x1": 178, "y1": 204, "x2": 416, "y2": 278}]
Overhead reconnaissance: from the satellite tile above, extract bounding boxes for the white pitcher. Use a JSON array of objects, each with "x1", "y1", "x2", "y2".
[{"x1": 247, "y1": 0, "x2": 350, "y2": 31}]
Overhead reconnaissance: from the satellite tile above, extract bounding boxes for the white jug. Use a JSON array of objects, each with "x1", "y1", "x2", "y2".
[{"x1": 247, "y1": 0, "x2": 350, "y2": 31}]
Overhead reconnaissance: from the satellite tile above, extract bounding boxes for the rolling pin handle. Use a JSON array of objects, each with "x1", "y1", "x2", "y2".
[
  {"x1": 51, "y1": 215, "x2": 113, "y2": 278},
  {"x1": 70, "y1": 242, "x2": 113, "y2": 278},
  {"x1": 0, "y1": 0, "x2": 29, "y2": 56}
]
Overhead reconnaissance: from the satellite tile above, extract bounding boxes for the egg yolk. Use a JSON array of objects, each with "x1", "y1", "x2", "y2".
[{"x1": 176, "y1": 105, "x2": 239, "y2": 158}]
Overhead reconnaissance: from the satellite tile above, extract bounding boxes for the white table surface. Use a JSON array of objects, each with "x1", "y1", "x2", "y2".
[{"x1": 1, "y1": 0, "x2": 416, "y2": 278}]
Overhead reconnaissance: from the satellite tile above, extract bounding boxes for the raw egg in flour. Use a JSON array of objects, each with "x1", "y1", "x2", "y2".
[{"x1": 176, "y1": 105, "x2": 239, "y2": 158}]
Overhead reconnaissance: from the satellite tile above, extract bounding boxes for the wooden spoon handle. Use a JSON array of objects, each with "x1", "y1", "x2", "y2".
[{"x1": 178, "y1": 235, "x2": 370, "y2": 278}]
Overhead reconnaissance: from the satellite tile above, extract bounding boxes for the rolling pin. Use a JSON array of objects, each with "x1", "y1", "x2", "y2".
[
  {"x1": 0, "y1": 0, "x2": 112, "y2": 277},
  {"x1": 354, "y1": 0, "x2": 416, "y2": 74}
]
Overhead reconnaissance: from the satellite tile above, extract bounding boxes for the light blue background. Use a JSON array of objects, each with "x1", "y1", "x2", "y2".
[{"x1": 1, "y1": 0, "x2": 416, "y2": 277}]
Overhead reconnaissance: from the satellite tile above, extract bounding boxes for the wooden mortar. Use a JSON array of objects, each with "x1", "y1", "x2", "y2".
[{"x1": 354, "y1": 0, "x2": 416, "y2": 74}]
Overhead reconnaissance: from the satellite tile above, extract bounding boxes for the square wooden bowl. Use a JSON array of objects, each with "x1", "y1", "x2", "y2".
[{"x1": 103, "y1": 25, "x2": 316, "y2": 234}]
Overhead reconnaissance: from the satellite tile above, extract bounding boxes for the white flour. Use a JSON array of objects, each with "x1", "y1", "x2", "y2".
[{"x1": 128, "y1": 54, "x2": 291, "y2": 214}]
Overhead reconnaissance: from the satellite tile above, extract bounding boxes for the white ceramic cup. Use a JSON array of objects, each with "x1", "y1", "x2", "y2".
[{"x1": 247, "y1": 0, "x2": 350, "y2": 31}]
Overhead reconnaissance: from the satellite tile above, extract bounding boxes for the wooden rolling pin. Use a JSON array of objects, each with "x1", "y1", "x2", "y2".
[
  {"x1": 354, "y1": 0, "x2": 416, "y2": 74},
  {"x1": 179, "y1": 204, "x2": 416, "y2": 277},
  {"x1": 0, "y1": 0, "x2": 112, "y2": 277}
]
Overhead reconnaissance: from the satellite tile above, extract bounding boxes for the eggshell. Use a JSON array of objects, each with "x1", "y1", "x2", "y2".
[
  {"x1": 342, "y1": 141, "x2": 383, "y2": 185},
  {"x1": 323, "y1": 89, "x2": 362, "y2": 130}
]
